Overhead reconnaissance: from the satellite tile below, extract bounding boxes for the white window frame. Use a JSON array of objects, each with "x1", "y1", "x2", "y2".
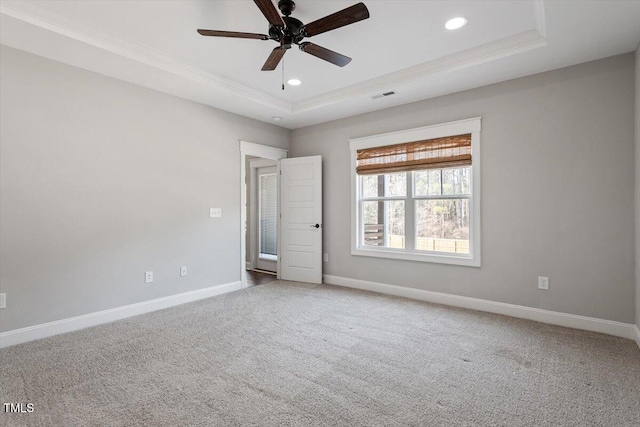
[{"x1": 349, "y1": 117, "x2": 481, "y2": 267}]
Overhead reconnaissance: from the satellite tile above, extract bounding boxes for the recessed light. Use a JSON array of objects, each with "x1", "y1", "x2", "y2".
[
  {"x1": 287, "y1": 78, "x2": 302, "y2": 86},
  {"x1": 445, "y1": 17, "x2": 468, "y2": 30},
  {"x1": 272, "y1": 117, "x2": 281, "y2": 121}
]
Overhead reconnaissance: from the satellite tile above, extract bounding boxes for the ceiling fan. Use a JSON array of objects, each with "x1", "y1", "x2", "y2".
[{"x1": 197, "y1": 0, "x2": 370, "y2": 71}]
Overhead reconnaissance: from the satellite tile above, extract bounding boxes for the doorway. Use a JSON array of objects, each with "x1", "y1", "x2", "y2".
[
  {"x1": 247, "y1": 158, "x2": 278, "y2": 274},
  {"x1": 240, "y1": 141, "x2": 287, "y2": 289},
  {"x1": 240, "y1": 142, "x2": 323, "y2": 288}
]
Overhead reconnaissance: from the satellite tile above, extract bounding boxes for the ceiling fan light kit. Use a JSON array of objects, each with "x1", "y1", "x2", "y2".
[{"x1": 197, "y1": 0, "x2": 370, "y2": 71}]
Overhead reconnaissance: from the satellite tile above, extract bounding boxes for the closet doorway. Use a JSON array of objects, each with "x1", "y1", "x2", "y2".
[
  {"x1": 240, "y1": 141, "x2": 287, "y2": 288},
  {"x1": 247, "y1": 158, "x2": 278, "y2": 274}
]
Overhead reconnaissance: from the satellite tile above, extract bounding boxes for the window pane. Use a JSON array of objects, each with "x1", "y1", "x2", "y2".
[
  {"x1": 361, "y1": 173, "x2": 407, "y2": 198},
  {"x1": 387, "y1": 200, "x2": 405, "y2": 249},
  {"x1": 414, "y1": 170, "x2": 442, "y2": 196},
  {"x1": 414, "y1": 167, "x2": 470, "y2": 196},
  {"x1": 385, "y1": 173, "x2": 406, "y2": 197},
  {"x1": 416, "y1": 199, "x2": 469, "y2": 254},
  {"x1": 361, "y1": 175, "x2": 382, "y2": 198},
  {"x1": 259, "y1": 174, "x2": 278, "y2": 256},
  {"x1": 362, "y1": 200, "x2": 405, "y2": 248},
  {"x1": 442, "y1": 167, "x2": 471, "y2": 195},
  {"x1": 363, "y1": 201, "x2": 382, "y2": 246}
]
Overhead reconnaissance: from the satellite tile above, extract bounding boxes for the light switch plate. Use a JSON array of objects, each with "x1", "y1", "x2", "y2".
[{"x1": 180, "y1": 266, "x2": 187, "y2": 277}]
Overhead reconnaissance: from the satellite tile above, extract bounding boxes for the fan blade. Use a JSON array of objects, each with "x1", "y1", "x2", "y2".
[
  {"x1": 301, "y1": 2, "x2": 369, "y2": 37},
  {"x1": 299, "y1": 42, "x2": 352, "y2": 67},
  {"x1": 254, "y1": 0, "x2": 284, "y2": 27},
  {"x1": 197, "y1": 29, "x2": 269, "y2": 40},
  {"x1": 262, "y1": 47, "x2": 287, "y2": 71}
]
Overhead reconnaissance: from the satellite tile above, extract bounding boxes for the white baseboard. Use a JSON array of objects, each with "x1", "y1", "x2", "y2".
[
  {"x1": 0, "y1": 281, "x2": 241, "y2": 349},
  {"x1": 324, "y1": 275, "x2": 638, "y2": 343}
]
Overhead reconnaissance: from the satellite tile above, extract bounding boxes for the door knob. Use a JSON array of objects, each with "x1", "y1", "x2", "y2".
[{"x1": 310, "y1": 224, "x2": 320, "y2": 228}]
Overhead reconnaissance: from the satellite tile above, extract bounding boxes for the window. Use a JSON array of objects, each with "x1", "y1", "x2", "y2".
[{"x1": 349, "y1": 118, "x2": 481, "y2": 266}]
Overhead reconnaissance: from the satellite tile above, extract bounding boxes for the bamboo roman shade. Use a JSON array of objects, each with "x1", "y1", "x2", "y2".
[{"x1": 356, "y1": 133, "x2": 472, "y2": 175}]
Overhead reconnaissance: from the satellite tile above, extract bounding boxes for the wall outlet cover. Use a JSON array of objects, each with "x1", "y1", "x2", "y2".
[
  {"x1": 180, "y1": 266, "x2": 187, "y2": 277},
  {"x1": 210, "y1": 208, "x2": 222, "y2": 218},
  {"x1": 538, "y1": 276, "x2": 549, "y2": 290},
  {"x1": 145, "y1": 271, "x2": 153, "y2": 283},
  {"x1": 0, "y1": 293, "x2": 6, "y2": 309}
]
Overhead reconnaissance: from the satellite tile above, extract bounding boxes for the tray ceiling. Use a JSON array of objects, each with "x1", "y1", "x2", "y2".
[{"x1": 1, "y1": 1, "x2": 639, "y2": 128}]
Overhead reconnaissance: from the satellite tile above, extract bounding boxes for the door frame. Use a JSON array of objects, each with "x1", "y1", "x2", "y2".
[{"x1": 239, "y1": 141, "x2": 287, "y2": 289}]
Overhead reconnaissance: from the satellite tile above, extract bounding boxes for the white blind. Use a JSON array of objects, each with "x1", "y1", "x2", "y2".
[{"x1": 259, "y1": 174, "x2": 277, "y2": 256}]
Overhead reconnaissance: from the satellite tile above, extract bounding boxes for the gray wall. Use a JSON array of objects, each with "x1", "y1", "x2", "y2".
[
  {"x1": 0, "y1": 46, "x2": 290, "y2": 332},
  {"x1": 1, "y1": 44, "x2": 636, "y2": 332},
  {"x1": 292, "y1": 53, "x2": 636, "y2": 324},
  {"x1": 636, "y1": 45, "x2": 640, "y2": 329}
]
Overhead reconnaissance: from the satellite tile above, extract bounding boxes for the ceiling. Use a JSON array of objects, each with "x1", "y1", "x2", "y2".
[{"x1": 1, "y1": 1, "x2": 639, "y2": 129}]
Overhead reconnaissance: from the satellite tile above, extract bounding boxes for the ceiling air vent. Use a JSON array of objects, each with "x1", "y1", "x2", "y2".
[{"x1": 371, "y1": 91, "x2": 396, "y2": 100}]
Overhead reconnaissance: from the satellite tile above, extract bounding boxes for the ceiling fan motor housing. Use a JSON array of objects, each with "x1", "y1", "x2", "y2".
[{"x1": 270, "y1": 16, "x2": 304, "y2": 45}]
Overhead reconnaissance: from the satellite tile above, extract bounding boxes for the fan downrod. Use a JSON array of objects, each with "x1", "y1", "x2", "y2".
[{"x1": 278, "y1": 0, "x2": 295, "y2": 17}]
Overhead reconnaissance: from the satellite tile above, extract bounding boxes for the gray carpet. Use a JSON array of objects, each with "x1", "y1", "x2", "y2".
[{"x1": 1, "y1": 281, "x2": 639, "y2": 426}]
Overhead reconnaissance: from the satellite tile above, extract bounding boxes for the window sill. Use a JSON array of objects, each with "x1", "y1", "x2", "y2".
[
  {"x1": 259, "y1": 254, "x2": 277, "y2": 261},
  {"x1": 351, "y1": 247, "x2": 481, "y2": 267}
]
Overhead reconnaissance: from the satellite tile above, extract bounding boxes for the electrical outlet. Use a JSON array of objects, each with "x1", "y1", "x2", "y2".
[
  {"x1": 0, "y1": 293, "x2": 6, "y2": 309},
  {"x1": 210, "y1": 208, "x2": 222, "y2": 218},
  {"x1": 323, "y1": 253, "x2": 329, "y2": 262},
  {"x1": 538, "y1": 276, "x2": 549, "y2": 290},
  {"x1": 145, "y1": 271, "x2": 153, "y2": 283},
  {"x1": 180, "y1": 266, "x2": 187, "y2": 277}
]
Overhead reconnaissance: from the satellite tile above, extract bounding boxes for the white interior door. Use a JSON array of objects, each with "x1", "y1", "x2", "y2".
[{"x1": 280, "y1": 156, "x2": 322, "y2": 284}]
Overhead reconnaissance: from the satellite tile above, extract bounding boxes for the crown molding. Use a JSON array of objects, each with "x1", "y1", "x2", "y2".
[
  {"x1": 292, "y1": 29, "x2": 547, "y2": 113},
  {"x1": 0, "y1": 1, "x2": 291, "y2": 113},
  {"x1": 533, "y1": 0, "x2": 547, "y2": 38}
]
